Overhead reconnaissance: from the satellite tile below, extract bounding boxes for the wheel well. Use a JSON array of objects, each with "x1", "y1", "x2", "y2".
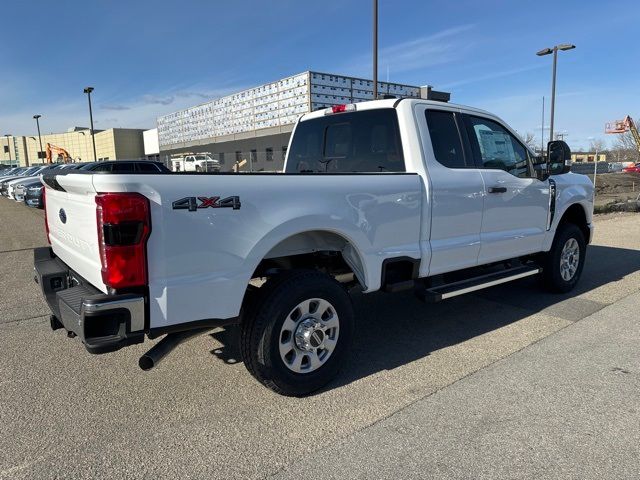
[
  {"x1": 559, "y1": 204, "x2": 589, "y2": 241},
  {"x1": 250, "y1": 231, "x2": 366, "y2": 288}
]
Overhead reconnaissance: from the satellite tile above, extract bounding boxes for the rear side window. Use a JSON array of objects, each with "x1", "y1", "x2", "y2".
[
  {"x1": 137, "y1": 163, "x2": 159, "y2": 173},
  {"x1": 286, "y1": 109, "x2": 405, "y2": 173},
  {"x1": 111, "y1": 162, "x2": 135, "y2": 173},
  {"x1": 425, "y1": 110, "x2": 468, "y2": 168},
  {"x1": 92, "y1": 163, "x2": 112, "y2": 172}
]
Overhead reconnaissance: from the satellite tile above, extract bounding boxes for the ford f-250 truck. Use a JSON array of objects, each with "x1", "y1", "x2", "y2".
[{"x1": 34, "y1": 98, "x2": 594, "y2": 396}]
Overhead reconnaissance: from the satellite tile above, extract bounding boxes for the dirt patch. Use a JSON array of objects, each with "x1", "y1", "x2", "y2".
[{"x1": 580, "y1": 172, "x2": 640, "y2": 209}]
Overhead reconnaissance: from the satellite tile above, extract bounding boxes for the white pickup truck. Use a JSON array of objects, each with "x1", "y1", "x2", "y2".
[
  {"x1": 35, "y1": 98, "x2": 594, "y2": 396},
  {"x1": 171, "y1": 153, "x2": 221, "y2": 172}
]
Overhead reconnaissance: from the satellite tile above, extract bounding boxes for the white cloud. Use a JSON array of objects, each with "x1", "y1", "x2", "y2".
[
  {"x1": 345, "y1": 25, "x2": 475, "y2": 77},
  {"x1": 441, "y1": 64, "x2": 546, "y2": 89}
]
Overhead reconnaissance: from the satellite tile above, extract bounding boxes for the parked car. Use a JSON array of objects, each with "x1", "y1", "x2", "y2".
[
  {"x1": 0, "y1": 167, "x2": 26, "y2": 178},
  {"x1": 4, "y1": 165, "x2": 63, "y2": 198},
  {"x1": 622, "y1": 163, "x2": 640, "y2": 173},
  {"x1": 24, "y1": 182, "x2": 45, "y2": 208},
  {"x1": 79, "y1": 160, "x2": 170, "y2": 173},
  {"x1": 35, "y1": 97, "x2": 594, "y2": 396},
  {"x1": 0, "y1": 166, "x2": 44, "y2": 196},
  {"x1": 18, "y1": 164, "x2": 88, "y2": 207},
  {"x1": 13, "y1": 177, "x2": 42, "y2": 203},
  {"x1": 0, "y1": 166, "x2": 39, "y2": 187}
]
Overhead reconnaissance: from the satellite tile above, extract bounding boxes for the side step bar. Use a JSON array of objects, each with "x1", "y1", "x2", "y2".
[{"x1": 417, "y1": 265, "x2": 541, "y2": 303}]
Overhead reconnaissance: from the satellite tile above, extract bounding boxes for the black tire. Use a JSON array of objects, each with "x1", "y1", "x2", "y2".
[
  {"x1": 240, "y1": 270, "x2": 354, "y2": 396},
  {"x1": 195, "y1": 166, "x2": 202, "y2": 172},
  {"x1": 541, "y1": 223, "x2": 586, "y2": 293}
]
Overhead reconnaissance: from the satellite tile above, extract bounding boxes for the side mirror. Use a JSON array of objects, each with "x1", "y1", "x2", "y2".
[{"x1": 547, "y1": 140, "x2": 572, "y2": 176}]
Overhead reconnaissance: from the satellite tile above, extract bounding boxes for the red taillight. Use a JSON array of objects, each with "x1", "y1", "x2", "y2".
[
  {"x1": 95, "y1": 193, "x2": 151, "y2": 289},
  {"x1": 332, "y1": 104, "x2": 347, "y2": 113},
  {"x1": 42, "y1": 187, "x2": 51, "y2": 244}
]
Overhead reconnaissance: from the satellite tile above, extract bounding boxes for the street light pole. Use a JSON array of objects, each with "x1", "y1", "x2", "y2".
[
  {"x1": 541, "y1": 96, "x2": 545, "y2": 156},
  {"x1": 4, "y1": 134, "x2": 12, "y2": 166},
  {"x1": 33, "y1": 115, "x2": 44, "y2": 163},
  {"x1": 549, "y1": 47, "x2": 558, "y2": 142},
  {"x1": 84, "y1": 87, "x2": 98, "y2": 161},
  {"x1": 536, "y1": 44, "x2": 575, "y2": 144},
  {"x1": 372, "y1": 0, "x2": 378, "y2": 100}
]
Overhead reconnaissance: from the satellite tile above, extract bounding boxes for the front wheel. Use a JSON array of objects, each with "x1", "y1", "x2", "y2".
[
  {"x1": 240, "y1": 270, "x2": 354, "y2": 396},
  {"x1": 195, "y1": 165, "x2": 202, "y2": 172},
  {"x1": 541, "y1": 223, "x2": 586, "y2": 293}
]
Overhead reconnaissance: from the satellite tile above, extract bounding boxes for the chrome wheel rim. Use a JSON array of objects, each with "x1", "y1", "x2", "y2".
[
  {"x1": 279, "y1": 298, "x2": 339, "y2": 374},
  {"x1": 560, "y1": 238, "x2": 580, "y2": 281}
]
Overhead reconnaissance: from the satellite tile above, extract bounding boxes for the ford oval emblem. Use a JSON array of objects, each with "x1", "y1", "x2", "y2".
[{"x1": 59, "y1": 208, "x2": 67, "y2": 224}]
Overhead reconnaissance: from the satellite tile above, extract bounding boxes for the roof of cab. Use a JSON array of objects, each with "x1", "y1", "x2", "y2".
[{"x1": 299, "y1": 97, "x2": 495, "y2": 122}]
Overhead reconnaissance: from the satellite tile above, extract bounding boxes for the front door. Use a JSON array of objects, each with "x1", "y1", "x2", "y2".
[{"x1": 462, "y1": 114, "x2": 549, "y2": 264}]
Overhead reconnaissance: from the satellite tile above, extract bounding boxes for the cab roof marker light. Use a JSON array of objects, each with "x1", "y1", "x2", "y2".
[{"x1": 324, "y1": 104, "x2": 357, "y2": 115}]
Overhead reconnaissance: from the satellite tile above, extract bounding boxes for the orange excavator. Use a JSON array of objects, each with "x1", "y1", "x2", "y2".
[{"x1": 45, "y1": 143, "x2": 72, "y2": 164}]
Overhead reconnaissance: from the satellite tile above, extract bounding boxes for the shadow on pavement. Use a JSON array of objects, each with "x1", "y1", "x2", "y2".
[{"x1": 209, "y1": 244, "x2": 640, "y2": 392}]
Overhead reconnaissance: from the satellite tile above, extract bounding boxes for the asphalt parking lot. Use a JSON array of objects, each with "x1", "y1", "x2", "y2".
[{"x1": 1, "y1": 196, "x2": 639, "y2": 479}]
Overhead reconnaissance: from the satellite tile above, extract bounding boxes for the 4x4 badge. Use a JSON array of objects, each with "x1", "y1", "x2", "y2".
[{"x1": 172, "y1": 196, "x2": 241, "y2": 212}]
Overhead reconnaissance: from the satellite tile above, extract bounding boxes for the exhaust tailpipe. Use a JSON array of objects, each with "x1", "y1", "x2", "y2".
[{"x1": 139, "y1": 328, "x2": 211, "y2": 371}]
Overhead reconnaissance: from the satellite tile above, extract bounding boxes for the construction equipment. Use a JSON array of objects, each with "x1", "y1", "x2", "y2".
[
  {"x1": 45, "y1": 143, "x2": 72, "y2": 164},
  {"x1": 605, "y1": 116, "x2": 640, "y2": 155}
]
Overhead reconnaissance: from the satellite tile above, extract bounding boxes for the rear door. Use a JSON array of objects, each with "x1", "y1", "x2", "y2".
[
  {"x1": 416, "y1": 105, "x2": 485, "y2": 275},
  {"x1": 462, "y1": 113, "x2": 549, "y2": 263}
]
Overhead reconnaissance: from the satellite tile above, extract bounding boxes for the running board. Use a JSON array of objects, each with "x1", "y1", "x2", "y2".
[{"x1": 417, "y1": 266, "x2": 541, "y2": 303}]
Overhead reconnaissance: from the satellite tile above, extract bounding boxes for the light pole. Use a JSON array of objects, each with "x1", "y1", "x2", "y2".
[
  {"x1": 540, "y1": 96, "x2": 545, "y2": 156},
  {"x1": 372, "y1": 0, "x2": 378, "y2": 100},
  {"x1": 536, "y1": 44, "x2": 575, "y2": 143},
  {"x1": 33, "y1": 115, "x2": 44, "y2": 163},
  {"x1": 4, "y1": 134, "x2": 12, "y2": 166},
  {"x1": 84, "y1": 87, "x2": 98, "y2": 161}
]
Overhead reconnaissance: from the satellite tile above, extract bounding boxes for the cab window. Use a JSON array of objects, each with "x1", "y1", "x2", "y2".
[
  {"x1": 286, "y1": 109, "x2": 405, "y2": 173},
  {"x1": 464, "y1": 115, "x2": 533, "y2": 178},
  {"x1": 425, "y1": 110, "x2": 468, "y2": 168}
]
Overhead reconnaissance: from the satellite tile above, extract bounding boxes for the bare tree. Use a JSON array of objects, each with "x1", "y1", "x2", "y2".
[
  {"x1": 522, "y1": 132, "x2": 537, "y2": 151},
  {"x1": 589, "y1": 138, "x2": 606, "y2": 152},
  {"x1": 610, "y1": 131, "x2": 640, "y2": 163}
]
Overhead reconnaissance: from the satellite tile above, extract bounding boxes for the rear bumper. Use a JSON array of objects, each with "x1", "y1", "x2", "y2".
[{"x1": 33, "y1": 247, "x2": 146, "y2": 353}]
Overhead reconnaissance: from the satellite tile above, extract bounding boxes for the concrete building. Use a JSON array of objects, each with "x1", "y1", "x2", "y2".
[
  {"x1": 157, "y1": 71, "x2": 422, "y2": 171},
  {"x1": 0, "y1": 127, "x2": 146, "y2": 167}
]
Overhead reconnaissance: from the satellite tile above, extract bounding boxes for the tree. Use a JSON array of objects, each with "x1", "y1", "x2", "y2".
[
  {"x1": 589, "y1": 138, "x2": 606, "y2": 153},
  {"x1": 522, "y1": 132, "x2": 538, "y2": 151},
  {"x1": 610, "y1": 131, "x2": 640, "y2": 163}
]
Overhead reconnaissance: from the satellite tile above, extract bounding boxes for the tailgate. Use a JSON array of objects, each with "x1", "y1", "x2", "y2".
[{"x1": 43, "y1": 173, "x2": 107, "y2": 293}]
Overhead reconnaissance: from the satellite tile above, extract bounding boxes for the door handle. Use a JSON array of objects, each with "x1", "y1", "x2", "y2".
[{"x1": 488, "y1": 187, "x2": 507, "y2": 193}]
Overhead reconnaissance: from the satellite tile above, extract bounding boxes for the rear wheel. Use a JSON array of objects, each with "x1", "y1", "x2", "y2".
[
  {"x1": 541, "y1": 223, "x2": 586, "y2": 293},
  {"x1": 240, "y1": 270, "x2": 354, "y2": 396}
]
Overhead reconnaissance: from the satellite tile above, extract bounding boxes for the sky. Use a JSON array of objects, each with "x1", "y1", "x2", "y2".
[{"x1": 1, "y1": 0, "x2": 638, "y2": 150}]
